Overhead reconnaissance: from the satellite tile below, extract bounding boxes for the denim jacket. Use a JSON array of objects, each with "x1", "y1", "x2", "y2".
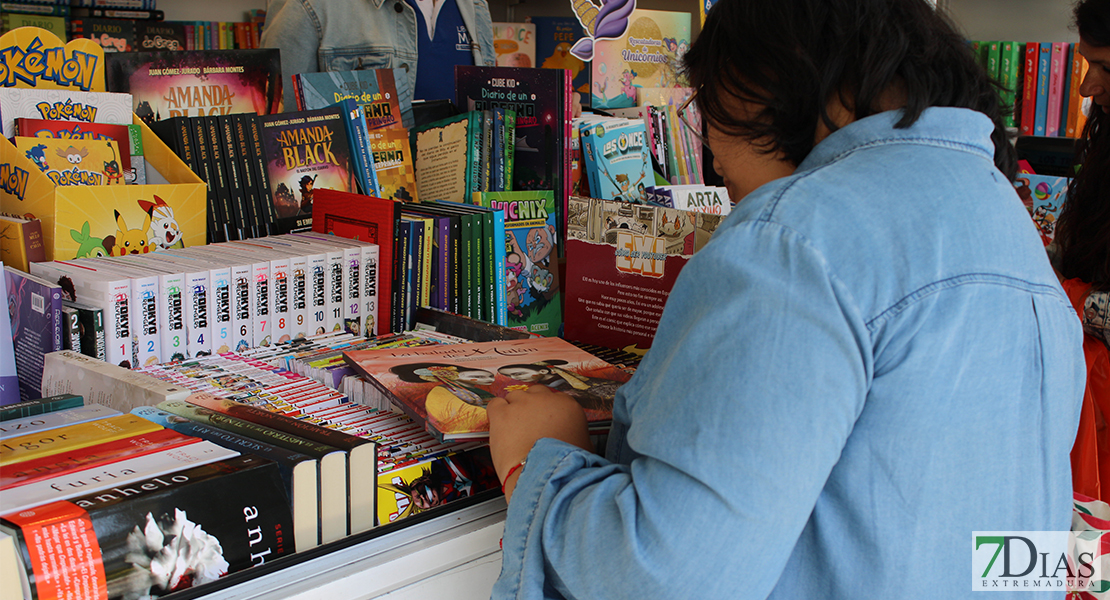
[
  {"x1": 260, "y1": 0, "x2": 496, "y2": 112},
  {"x1": 494, "y1": 108, "x2": 1085, "y2": 599}
]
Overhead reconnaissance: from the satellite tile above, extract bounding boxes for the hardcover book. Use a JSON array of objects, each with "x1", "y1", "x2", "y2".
[
  {"x1": 563, "y1": 195, "x2": 725, "y2": 351},
  {"x1": 412, "y1": 111, "x2": 478, "y2": 204},
  {"x1": 344, "y1": 337, "x2": 631, "y2": 441},
  {"x1": 0, "y1": 455, "x2": 295, "y2": 600},
  {"x1": 4, "y1": 266, "x2": 63, "y2": 403},
  {"x1": 588, "y1": 9, "x2": 692, "y2": 110},
  {"x1": 259, "y1": 106, "x2": 361, "y2": 234},
  {"x1": 104, "y1": 49, "x2": 284, "y2": 126},
  {"x1": 0, "y1": 214, "x2": 45, "y2": 273},
  {"x1": 367, "y1": 128, "x2": 419, "y2": 202},
  {"x1": 294, "y1": 69, "x2": 404, "y2": 131}
]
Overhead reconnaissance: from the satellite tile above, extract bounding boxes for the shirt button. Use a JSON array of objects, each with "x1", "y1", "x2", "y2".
[{"x1": 394, "y1": 2, "x2": 403, "y2": 12}]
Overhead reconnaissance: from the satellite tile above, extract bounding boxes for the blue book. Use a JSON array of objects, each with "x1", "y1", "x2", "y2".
[
  {"x1": 1013, "y1": 174, "x2": 1069, "y2": 245},
  {"x1": 580, "y1": 118, "x2": 652, "y2": 203},
  {"x1": 1035, "y1": 42, "x2": 1051, "y2": 136},
  {"x1": 338, "y1": 99, "x2": 381, "y2": 198},
  {"x1": 294, "y1": 70, "x2": 406, "y2": 132},
  {"x1": 530, "y1": 16, "x2": 591, "y2": 104},
  {"x1": 4, "y1": 266, "x2": 62, "y2": 403}
]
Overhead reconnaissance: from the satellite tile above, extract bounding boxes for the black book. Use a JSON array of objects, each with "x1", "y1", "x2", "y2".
[
  {"x1": 71, "y1": 7, "x2": 165, "y2": 21},
  {"x1": 1, "y1": 456, "x2": 295, "y2": 600},
  {"x1": 217, "y1": 114, "x2": 257, "y2": 239},
  {"x1": 232, "y1": 114, "x2": 268, "y2": 237},
  {"x1": 190, "y1": 116, "x2": 231, "y2": 243},
  {"x1": 245, "y1": 114, "x2": 278, "y2": 236},
  {"x1": 203, "y1": 115, "x2": 245, "y2": 240}
]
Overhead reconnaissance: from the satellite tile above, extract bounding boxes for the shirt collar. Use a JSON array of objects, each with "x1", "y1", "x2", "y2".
[{"x1": 796, "y1": 107, "x2": 997, "y2": 174}]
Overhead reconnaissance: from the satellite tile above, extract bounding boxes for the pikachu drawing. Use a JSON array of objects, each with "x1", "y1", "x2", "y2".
[{"x1": 111, "y1": 210, "x2": 152, "y2": 256}]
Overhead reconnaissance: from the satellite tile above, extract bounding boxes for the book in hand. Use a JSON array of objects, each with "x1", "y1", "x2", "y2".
[
  {"x1": 1, "y1": 455, "x2": 295, "y2": 600},
  {"x1": 344, "y1": 337, "x2": 631, "y2": 441},
  {"x1": 104, "y1": 49, "x2": 284, "y2": 126}
]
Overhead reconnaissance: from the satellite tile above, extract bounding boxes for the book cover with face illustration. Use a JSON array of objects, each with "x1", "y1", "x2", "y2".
[
  {"x1": 13, "y1": 137, "x2": 127, "y2": 187},
  {"x1": 588, "y1": 9, "x2": 691, "y2": 110},
  {"x1": 345, "y1": 337, "x2": 629, "y2": 441}
]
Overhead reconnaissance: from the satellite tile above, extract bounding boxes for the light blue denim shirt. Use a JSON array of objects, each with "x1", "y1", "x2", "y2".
[
  {"x1": 259, "y1": 0, "x2": 496, "y2": 112},
  {"x1": 494, "y1": 107, "x2": 1086, "y2": 599}
]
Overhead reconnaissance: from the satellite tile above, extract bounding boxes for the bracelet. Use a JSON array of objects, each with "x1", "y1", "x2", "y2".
[{"x1": 501, "y1": 459, "x2": 527, "y2": 493}]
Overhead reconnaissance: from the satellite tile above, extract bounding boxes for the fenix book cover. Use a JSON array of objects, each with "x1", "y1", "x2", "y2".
[
  {"x1": 344, "y1": 337, "x2": 630, "y2": 441},
  {"x1": 104, "y1": 49, "x2": 284, "y2": 126}
]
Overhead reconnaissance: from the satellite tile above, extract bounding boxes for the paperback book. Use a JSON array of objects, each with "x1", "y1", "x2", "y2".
[
  {"x1": 344, "y1": 337, "x2": 630, "y2": 441},
  {"x1": 367, "y1": 128, "x2": 419, "y2": 202},
  {"x1": 588, "y1": 9, "x2": 692, "y2": 109},
  {"x1": 4, "y1": 266, "x2": 63, "y2": 403},
  {"x1": 1013, "y1": 174, "x2": 1069, "y2": 246},
  {"x1": 13, "y1": 137, "x2": 127, "y2": 186},
  {"x1": 0, "y1": 87, "x2": 134, "y2": 139},
  {"x1": 530, "y1": 16, "x2": 590, "y2": 99},
  {"x1": 294, "y1": 69, "x2": 404, "y2": 131}
]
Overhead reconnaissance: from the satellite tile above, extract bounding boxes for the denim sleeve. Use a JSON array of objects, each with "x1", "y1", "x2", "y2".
[
  {"x1": 492, "y1": 219, "x2": 871, "y2": 600},
  {"x1": 259, "y1": 0, "x2": 321, "y2": 112}
]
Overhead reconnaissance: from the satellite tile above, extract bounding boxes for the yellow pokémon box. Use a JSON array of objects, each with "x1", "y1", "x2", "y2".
[{"x1": 0, "y1": 27, "x2": 206, "y2": 260}]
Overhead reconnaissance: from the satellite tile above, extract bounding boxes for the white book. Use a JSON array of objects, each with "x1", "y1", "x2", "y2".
[
  {"x1": 179, "y1": 246, "x2": 258, "y2": 353},
  {"x1": 666, "y1": 186, "x2": 733, "y2": 216},
  {"x1": 120, "y1": 254, "x2": 189, "y2": 362},
  {"x1": 0, "y1": 403, "x2": 121, "y2": 440},
  {"x1": 40, "y1": 350, "x2": 191, "y2": 413},
  {"x1": 290, "y1": 234, "x2": 366, "y2": 336},
  {"x1": 75, "y1": 258, "x2": 163, "y2": 367},
  {"x1": 0, "y1": 440, "x2": 239, "y2": 515},
  {"x1": 31, "y1": 262, "x2": 132, "y2": 367},
  {"x1": 0, "y1": 87, "x2": 133, "y2": 138},
  {"x1": 147, "y1": 252, "x2": 215, "y2": 357}
]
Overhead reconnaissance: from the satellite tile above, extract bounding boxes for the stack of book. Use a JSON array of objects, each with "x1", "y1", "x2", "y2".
[
  {"x1": 30, "y1": 232, "x2": 381, "y2": 368},
  {"x1": 971, "y1": 40, "x2": 1090, "y2": 137},
  {"x1": 0, "y1": 391, "x2": 297, "y2": 599}
]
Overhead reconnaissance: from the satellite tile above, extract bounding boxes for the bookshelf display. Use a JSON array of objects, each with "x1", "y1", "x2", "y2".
[{"x1": 0, "y1": 1, "x2": 1090, "y2": 599}]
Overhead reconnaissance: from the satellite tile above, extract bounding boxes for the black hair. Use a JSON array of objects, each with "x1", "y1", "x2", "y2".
[
  {"x1": 497, "y1": 360, "x2": 569, "y2": 374},
  {"x1": 683, "y1": 0, "x2": 1016, "y2": 178},
  {"x1": 1056, "y1": 0, "x2": 1110, "y2": 289}
]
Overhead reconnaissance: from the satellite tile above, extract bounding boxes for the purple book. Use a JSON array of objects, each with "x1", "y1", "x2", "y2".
[{"x1": 4, "y1": 266, "x2": 63, "y2": 403}]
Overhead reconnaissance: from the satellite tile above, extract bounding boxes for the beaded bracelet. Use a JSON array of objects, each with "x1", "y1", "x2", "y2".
[{"x1": 501, "y1": 459, "x2": 527, "y2": 493}]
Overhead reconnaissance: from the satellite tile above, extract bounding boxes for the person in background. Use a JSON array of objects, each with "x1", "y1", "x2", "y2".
[
  {"x1": 487, "y1": 0, "x2": 1085, "y2": 597},
  {"x1": 1056, "y1": 0, "x2": 1110, "y2": 348},
  {"x1": 259, "y1": 0, "x2": 496, "y2": 112}
]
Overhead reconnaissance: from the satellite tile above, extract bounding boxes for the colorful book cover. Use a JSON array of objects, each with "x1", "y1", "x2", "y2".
[
  {"x1": 344, "y1": 337, "x2": 630, "y2": 441},
  {"x1": 0, "y1": 88, "x2": 134, "y2": 140},
  {"x1": 588, "y1": 9, "x2": 692, "y2": 110},
  {"x1": 1067, "y1": 46, "x2": 1090, "y2": 138},
  {"x1": 563, "y1": 195, "x2": 726, "y2": 352},
  {"x1": 454, "y1": 66, "x2": 568, "y2": 207},
  {"x1": 5, "y1": 266, "x2": 62, "y2": 403},
  {"x1": 15, "y1": 119, "x2": 135, "y2": 183},
  {"x1": 1013, "y1": 174, "x2": 1068, "y2": 246},
  {"x1": 412, "y1": 112, "x2": 478, "y2": 204},
  {"x1": 368, "y1": 128, "x2": 418, "y2": 202},
  {"x1": 0, "y1": 456, "x2": 294, "y2": 600},
  {"x1": 259, "y1": 106, "x2": 360, "y2": 234},
  {"x1": 579, "y1": 118, "x2": 651, "y2": 203},
  {"x1": 531, "y1": 16, "x2": 590, "y2": 99},
  {"x1": 492, "y1": 22, "x2": 536, "y2": 68},
  {"x1": 480, "y1": 191, "x2": 560, "y2": 336},
  {"x1": 377, "y1": 447, "x2": 499, "y2": 523},
  {"x1": 104, "y1": 49, "x2": 284, "y2": 126},
  {"x1": 14, "y1": 137, "x2": 127, "y2": 187},
  {"x1": 294, "y1": 69, "x2": 404, "y2": 132}
]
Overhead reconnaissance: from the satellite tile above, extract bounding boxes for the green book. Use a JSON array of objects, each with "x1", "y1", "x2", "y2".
[
  {"x1": 999, "y1": 41, "x2": 1023, "y2": 128},
  {"x1": 0, "y1": 393, "x2": 83, "y2": 422}
]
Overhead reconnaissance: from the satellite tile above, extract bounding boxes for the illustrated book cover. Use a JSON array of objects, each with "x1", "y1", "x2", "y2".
[
  {"x1": 377, "y1": 446, "x2": 499, "y2": 524},
  {"x1": 588, "y1": 9, "x2": 692, "y2": 110},
  {"x1": 530, "y1": 16, "x2": 590, "y2": 99},
  {"x1": 0, "y1": 455, "x2": 294, "y2": 600},
  {"x1": 367, "y1": 127, "x2": 419, "y2": 203},
  {"x1": 259, "y1": 106, "x2": 361, "y2": 234},
  {"x1": 104, "y1": 49, "x2": 284, "y2": 125},
  {"x1": 4, "y1": 266, "x2": 63, "y2": 403},
  {"x1": 13, "y1": 137, "x2": 127, "y2": 187},
  {"x1": 294, "y1": 69, "x2": 404, "y2": 132},
  {"x1": 344, "y1": 337, "x2": 630, "y2": 441},
  {"x1": 563, "y1": 195, "x2": 725, "y2": 352},
  {"x1": 0, "y1": 87, "x2": 134, "y2": 139},
  {"x1": 1013, "y1": 173, "x2": 1069, "y2": 246},
  {"x1": 492, "y1": 22, "x2": 536, "y2": 68},
  {"x1": 579, "y1": 118, "x2": 651, "y2": 203}
]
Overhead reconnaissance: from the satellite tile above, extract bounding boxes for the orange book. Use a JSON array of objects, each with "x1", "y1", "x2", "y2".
[
  {"x1": 0, "y1": 414, "x2": 162, "y2": 465},
  {"x1": 1066, "y1": 49, "x2": 1090, "y2": 138}
]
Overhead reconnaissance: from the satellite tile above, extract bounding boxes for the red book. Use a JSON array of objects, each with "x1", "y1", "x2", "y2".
[
  {"x1": 1045, "y1": 42, "x2": 1068, "y2": 137},
  {"x1": 0, "y1": 429, "x2": 199, "y2": 490},
  {"x1": 1021, "y1": 42, "x2": 1039, "y2": 136},
  {"x1": 311, "y1": 188, "x2": 401, "y2": 333}
]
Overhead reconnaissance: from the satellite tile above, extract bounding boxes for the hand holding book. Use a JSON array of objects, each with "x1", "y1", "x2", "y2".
[{"x1": 487, "y1": 385, "x2": 594, "y2": 501}]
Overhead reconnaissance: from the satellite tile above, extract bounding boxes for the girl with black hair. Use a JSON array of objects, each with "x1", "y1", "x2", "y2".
[{"x1": 486, "y1": 0, "x2": 1085, "y2": 597}]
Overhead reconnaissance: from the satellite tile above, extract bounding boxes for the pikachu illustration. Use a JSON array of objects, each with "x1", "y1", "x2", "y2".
[{"x1": 111, "y1": 210, "x2": 152, "y2": 256}]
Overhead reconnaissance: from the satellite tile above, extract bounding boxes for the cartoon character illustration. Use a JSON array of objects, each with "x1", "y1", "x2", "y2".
[
  {"x1": 390, "y1": 362, "x2": 497, "y2": 435},
  {"x1": 70, "y1": 221, "x2": 110, "y2": 258},
  {"x1": 1032, "y1": 203, "x2": 1059, "y2": 244},
  {"x1": 620, "y1": 68, "x2": 638, "y2": 101},
  {"x1": 299, "y1": 175, "x2": 317, "y2": 215},
  {"x1": 506, "y1": 259, "x2": 526, "y2": 318},
  {"x1": 507, "y1": 224, "x2": 559, "y2": 304},
  {"x1": 378, "y1": 454, "x2": 497, "y2": 520},
  {"x1": 1013, "y1": 177, "x2": 1035, "y2": 213},
  {"x1": 103, "y1": 141, "x2": 123, "y2": 184},
  {"x1": 138, "y1": 195, "x2": 183, "y2": 250},
  {"x1": 599, "y1": 163, "x2": 647, "y2": 202},
  {"x1": 541, "y1": 42, "x2": 586, "y2": 83},
  {"x1": 56, "y1": 145, "x2": 89, "y2": 165},
  {"x1": 111, "y1": 210, "x2": 153, "y2": 256},
  {"x1": 25, "y1": 144, "x2": 48, "y2": 171}
]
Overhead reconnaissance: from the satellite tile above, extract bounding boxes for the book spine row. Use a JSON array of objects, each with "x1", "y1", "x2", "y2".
[{"x1": 67, "y1": 17, "x2": 264, "y2": 53}]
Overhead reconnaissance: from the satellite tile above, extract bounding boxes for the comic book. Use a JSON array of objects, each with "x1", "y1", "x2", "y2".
[
  {"x1": 367, "y1": 127, "x2": 418, "y2": 202},
  {"x1": 344, "y1": 337, "x2": 630, "y2": 441},
  {"x1": 13, "y1": 137, "x2": 127, "y2": 186},
  {"x1": 294, "y1": 69, "x2": 404, "y2": 132},
  {"x1": 1013, "y1": 174, "x2": 1069, "y2": 246}
]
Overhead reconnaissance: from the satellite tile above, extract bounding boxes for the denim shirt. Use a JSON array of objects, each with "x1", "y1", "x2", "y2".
[
  {"x1": 259, "y1": 0, "x2": 496, "y2": 112},
  {"x1": 494, "y1": 108, "x2": 1085, "y2": 599}
]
